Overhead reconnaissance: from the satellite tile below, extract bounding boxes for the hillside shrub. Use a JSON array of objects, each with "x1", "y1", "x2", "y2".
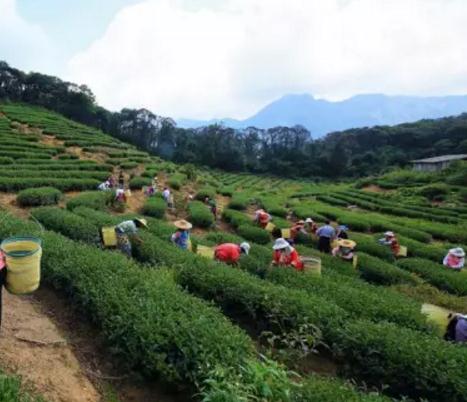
[
  {"x1": 57, "y1": 154, "x2": 79, "y2": 160},
  {"x1": 357, "y1": 253, "x2": 420, "y2": 286},
  {"x1": 237, "y1": 225, "x2": 271, "y2": 245},
  {"x1": 31, "y1": 207, "x2": 99, "y2": 243},
  {"x1": 398, "y1": 258, "x2": 467, "y2": 296},
  {"x1": 16, "y1": 187, "x2": 62, "y2": 207},
  {"x1": 219, "y1": 186, "x2": 234, "y2": 196},
  {"x1": 0, "y1": 178, "x2": 100, "y2": 192},
  {"x1": 222, "y1": 208, "x2": 252, "y2": 228},
  {"x1": 0, "y1": 156, "x2": 14, "y2": 164},
  {"x1": 418, "y1": 184, "x2": 449, "y2": 201},
  {"x1": 129, "y1": 176, "x2": 152, "y2": 190},
  {"x1": 228, "y1": 193, "x2": 250, "y2": 210},
  {"x1": 195, "y1": 187, "x2": 216, "y2": 201},
  {"x1": 66, "y1": 191, "x2": 113, "y2": 211},
  {"x1": 188, "y1": 201, "x2": 214, "y2": 228},
  {"x1": 168, "y1": 173, "x2": 186, "y2": 190},
  {"x1": 142, "y1": 196, "x2": 166, "y2": 218}
]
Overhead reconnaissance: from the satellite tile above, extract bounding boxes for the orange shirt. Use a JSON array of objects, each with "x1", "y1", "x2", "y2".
[
  {"x1": 273, "y1": 248, "x2": 304, "y2": 270},
  {"x1": 215, "y1": 243, "x2": 241, "y2": 264}
]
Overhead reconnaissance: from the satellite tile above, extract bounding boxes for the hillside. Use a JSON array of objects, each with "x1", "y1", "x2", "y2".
[
  {"x1": 178, "y1": 93, "x2": 467, "y2": 137},
  {"x1": 1, "y1": 61, "x2": 466, "y2": 179},
  {"x1": 0, "y1": 103, "x2": 466, "y2": 402}
]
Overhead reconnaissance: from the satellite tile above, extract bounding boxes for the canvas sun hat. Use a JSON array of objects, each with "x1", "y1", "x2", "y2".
[
  {"x1": 135, "y1": 218, "x2": 148, "y2": 228},
  {"x1": 384, "y1": 231, "x2": 395, "y2": 237},
  {"x1": 337, "y1": 239, "x2": 356, "y2": 249},
  {"x1": 305, "y1": 218, "x2": 313, "y2": 223},
  {"x1": 240, "y1": 242, "x2": 251, "y2": 255},
  {"x1": 449, "y1": 247, "x2": 465, "y2": 258},
  {"x1": 174, "y1": 219, "x2": 193, "y2": 230},
  {"x1": 273, "y1": 238, "x2": 290, "y2": 250}
]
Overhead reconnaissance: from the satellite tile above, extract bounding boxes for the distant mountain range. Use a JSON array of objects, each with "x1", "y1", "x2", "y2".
[{"x1": 177, "y1": 93, "x2": 467, "y2": 138}]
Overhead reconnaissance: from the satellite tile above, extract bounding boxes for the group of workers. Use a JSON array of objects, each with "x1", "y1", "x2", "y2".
[{"x1": 98, "y1": 171, "x2": 128, "y2": 203}]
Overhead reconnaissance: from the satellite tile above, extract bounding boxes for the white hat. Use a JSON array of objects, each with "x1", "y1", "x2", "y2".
[
  {"x1": 305, "y1": 218, "x2": 313, "y2": 223},
  {"x1": 240, "y1": 242, "x2": 250, "y2": 255},
  {"x1": 449, "y1": 247, "x2": 465, "y2": 258},
  {"x1": 384, "y1": 231, "x2": 395, "y2": 237},
  {"x1": 273, "y1": 238, "x2": 290, "y2": 250}
]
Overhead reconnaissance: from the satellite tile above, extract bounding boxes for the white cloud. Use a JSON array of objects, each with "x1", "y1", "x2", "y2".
[
  {"x1": 0, "y1": 0, "x2": 57, "y2": 74},
  {"x1": 68, "y1": 0, "x2": 467, "y2": 119}
]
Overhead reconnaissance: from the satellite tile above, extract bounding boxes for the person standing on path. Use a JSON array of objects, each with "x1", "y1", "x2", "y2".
[{"x1": 316, "y1": 221, "x2": 336, "y2": 253}]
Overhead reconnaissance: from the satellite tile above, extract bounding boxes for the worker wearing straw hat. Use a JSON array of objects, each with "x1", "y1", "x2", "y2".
[
  {"x1": 332, "y1": 239, "x2": 356, "y2": 261},
  {"x1": 304, "y1": 218, "x2": 318, "y2": 234},
  {"x1": 171, "y1": 220, "x2": 192, "y2": 250},
  {"x1": 115, "y1": 218, "x2": 148, "y2": 257},
  {"x1": 378, "y1": 231, "x2": 400, "y2": 256},
  {"x1": 272, "y1": 238, "x2": 304, "y2": 271},
  {"x1": 289, "y1": 220, "x2": 307, "y2": 244},
  {"x1": 443, "y1": 247, "x2": 465, "y2": 270}
]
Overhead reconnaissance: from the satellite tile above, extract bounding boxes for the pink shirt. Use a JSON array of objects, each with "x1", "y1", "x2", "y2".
[{"x1": 0, "y1": 251, "x2": 6, "y2": 270}]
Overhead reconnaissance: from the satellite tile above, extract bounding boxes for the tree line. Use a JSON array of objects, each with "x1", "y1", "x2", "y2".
[{"x1": 1, "y1": 61, "x2": 465, "y2": 178}]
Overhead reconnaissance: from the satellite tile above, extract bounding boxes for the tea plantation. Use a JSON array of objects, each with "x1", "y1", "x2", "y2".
[{"x1": 0, "y1": 103, "x2": 466, "y2": 402}]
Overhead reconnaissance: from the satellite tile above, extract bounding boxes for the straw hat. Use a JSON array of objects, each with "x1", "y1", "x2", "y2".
[
  {"x1": 273, "y1": 238, "x2": 290, "y2": 250},
  {"x1": 174, "y1": 219, "x2": 193, "y2": 230},
  {"x1": 296, "y1": 220, "x2": 305, "y2": 225},
  {"x1": 305, "y1": 218, "x2": 313, "y2": 223},
  {"x1": 337, "y1": 239, "x2": 356, "y2": 249},
  {"x1": 384, "y1": 231, "x2": 395, "y2": 237},
  {"x1": 240, "y1": 242, "x2": 251, "y2": 255},
  {"x1": 449, "y1": 247, "x2": 465, "y2": 258},
  {"x1": 135, "y1": 218, "x2": 148, "y2": 228}
]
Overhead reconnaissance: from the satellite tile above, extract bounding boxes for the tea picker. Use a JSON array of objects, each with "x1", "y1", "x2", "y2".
[
  {"x1": 443, "y1": 247, "x2": 465, "y2": 270},
  {"x1": 214, "y1": 242, "x2": 250, "y2": 265},
  {"x1": 271, "y1": 238, "x2": 304, "y2": 271},
  {"x1": 113, "y1": 218, "x2": 148, "y2": 257},
  {"x1": 171, "y1": 220, "x2": 193, "y2": 250}
]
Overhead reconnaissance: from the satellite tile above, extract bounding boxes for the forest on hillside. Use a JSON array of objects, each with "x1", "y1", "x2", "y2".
[{"x1": 1, "y1": 61, "x2": 466, "y2": 178}]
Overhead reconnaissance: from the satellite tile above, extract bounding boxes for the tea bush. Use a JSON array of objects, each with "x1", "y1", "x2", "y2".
[
  {"x1": 357, "y1": 253, "x2": 420, "y2": 286},
  {"x1": 168, "y1": 173, "x2": 186, "y2": 190},
  {"x1": 228, "y1": 193, "x2": 250, "y2": 210},
  {"x1": 188, "y1": 201, "x2": 214, "y2": 228},
  {"x1": 16, "y1": 187, "x2": 62, "y2": 207},
  {"x1": 141, "y1": 196, "x2": 166, "y2": 218},
  {"x1": 66, "y1": 191, "x2": 113, "y2": 211},
  {"x1": 31, "y1": 207, "x2": 99, "y2": 243},
  {"x1": 0, "y1": 371, "x2": 45, "y2": 402},
  {"x1": 129, "y1": 176, "x2": 152, "y2": 190},
  {"x1": 222, "y1": 208, "x2": 252, "y2": 228},
  {"x1": 0, "y1": 156, "x2": 14, "y2": 164},
  {"x1": 236, "y1": 225, "x2": 271, "y2": 245},
  {"x1": 0, "y1": 178, "x2": 100, "y2": 191},
  {"x1": 195, "y1": 187, "x2": 216, "y2": 201},
  {"x1": 398, "y1": 258, "x2": 467, "y2": 296}
]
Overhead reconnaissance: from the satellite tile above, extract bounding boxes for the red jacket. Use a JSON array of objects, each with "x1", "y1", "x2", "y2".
[
  {"x1": 215, "y1": 243, "x2": 241, "y2": 264},
  {"x1": 273, "y1": 248, "x2": 304, "y2": 270}
]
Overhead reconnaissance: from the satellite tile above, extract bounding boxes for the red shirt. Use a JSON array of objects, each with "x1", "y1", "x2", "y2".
[
  {"x1": 390, "y1": 238, "x2": 400, "y2": 255},
  {"x1": 290, "y1": 224, "x2": 305, "y2": 239},
  {"x1": 215, "y1": 243, "x2": 241, "y2": 264},
  {"x1": 273, "y1": 248, "x2": 304, "y2": 271}
]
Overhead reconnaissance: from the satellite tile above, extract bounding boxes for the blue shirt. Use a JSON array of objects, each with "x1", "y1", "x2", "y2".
[
  {"x1": 316, "y1": 225, "x2": 335, "y2": 238},
  {"x1": 172, "y1": 230, "x2": 190, "y2": 249}
]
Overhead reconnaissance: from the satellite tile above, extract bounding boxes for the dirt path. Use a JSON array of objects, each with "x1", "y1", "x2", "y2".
[
  {"x1": 0, "y1": 192, "x2": 31, "y2": 219},
  {"x1": 0, "y1": 292, "x2": 100, "y2": 402}
]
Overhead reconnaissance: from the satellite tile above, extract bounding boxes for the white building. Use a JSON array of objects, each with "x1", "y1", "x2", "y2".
[{"x1": 411, "y1": 154, "x2": 467, "y2": 172}]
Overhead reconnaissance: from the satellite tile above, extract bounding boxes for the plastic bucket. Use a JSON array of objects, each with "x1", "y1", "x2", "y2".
[
  {"x1": 302, "y1": 256, "x2": 321, "y2": 276},
  {"x1": 265, "y1": 222, "x2": 276, "y2": 232},
  {"x1": 397, "y1": 246, "x2": 408, "y2": 258},
  {"x1": 281, "y1": 229, "x2": 291, "y2": 239},
  {"x1": 1, "y1": 237, "x2": 42, "y2": 295},
  {"x1": 102, "y1": 227, "x2": 117, "y2": 247}
]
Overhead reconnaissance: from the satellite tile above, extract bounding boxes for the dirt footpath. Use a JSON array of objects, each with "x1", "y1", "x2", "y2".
[{"x1": 0, "y1": 292, "x2": 100, "y2": 402}]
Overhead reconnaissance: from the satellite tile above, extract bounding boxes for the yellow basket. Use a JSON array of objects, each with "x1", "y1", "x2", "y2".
[
  {"x1": 125, "y1": 189, "x2": 132, "y2": 198},
  {"x1": 421, "y1": 303, "x2": 453, "y2": 337},
  {"x1": 281, "y1": 228, "x2": 291, "y2": 239},
  {"x1": 302, "y1": 257, "x2": 321, "y2": 276},
  {"x1": 196, "y1": 245, "x2": 214, "y2": 259},
  {"x1": 1, "y1": 237, "x2": 41, "y2": 295},
  {"x1": 352, "y1": 255, "x2": 358, "y2": 269},
  {"x1": 397, "y1": 246, "x2": 408, "y2": 258},
  {"x1": 265, "y1": 222, "x2": 276, "y2": 232},
  {"x1": 102, "y1": 227, "x2": 117, "y2": 247}
]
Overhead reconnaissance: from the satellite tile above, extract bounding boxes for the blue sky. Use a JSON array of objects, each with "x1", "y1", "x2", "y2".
[{"x1": 2, "y1": 0, "x2": 467, "y2": 119}]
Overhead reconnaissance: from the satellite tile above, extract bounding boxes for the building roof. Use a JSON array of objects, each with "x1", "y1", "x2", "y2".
[{"x1": 411, "y1": 154, "x2": 467, "y2": 164}]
